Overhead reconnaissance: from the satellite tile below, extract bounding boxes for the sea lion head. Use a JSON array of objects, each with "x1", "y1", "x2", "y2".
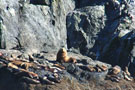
[{"x1": 60, "y1": 48, "x2": 66, "y2": 53}]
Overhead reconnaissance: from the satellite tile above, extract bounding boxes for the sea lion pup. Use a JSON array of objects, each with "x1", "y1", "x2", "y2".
[{"x1": 56, "y1": 48, "x2": 76, "y2": 63}]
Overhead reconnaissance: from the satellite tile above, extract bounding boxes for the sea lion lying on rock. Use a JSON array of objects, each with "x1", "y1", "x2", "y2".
[{"x1": 56, "y1": 48, "x2": 76, "y2": 63}]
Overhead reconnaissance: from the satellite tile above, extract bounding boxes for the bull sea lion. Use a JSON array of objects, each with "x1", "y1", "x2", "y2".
[{"x1": 56, "y1": 48, "x2": 76, "y2": 63}]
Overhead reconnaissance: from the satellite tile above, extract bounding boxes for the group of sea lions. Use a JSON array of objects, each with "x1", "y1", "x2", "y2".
[
  {"x1": 0, "y1": 48, "x2": 76, "y2": 85},
  {"x1": 0, "y1": 48, "x2": 132, "y2": 85}
]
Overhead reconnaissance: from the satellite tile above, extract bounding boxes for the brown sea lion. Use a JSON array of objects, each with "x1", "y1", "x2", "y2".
[{"x1": 56, "y1": 48, "x2": 76, "y2": 63}]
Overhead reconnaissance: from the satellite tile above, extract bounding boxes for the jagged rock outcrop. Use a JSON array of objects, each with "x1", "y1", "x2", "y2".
[
  {"x1": 67, "y1": 5, "x2": 106, "y2": 54},
  {"x1": 66, "y1": 0, "x2": 135, "y2": 76},
  {"x1": 92, "y1": 0, "x2": 135, "y2": 75},
  {"x1": 66, "y1": 0, "x2": 133, "y2": 56}
]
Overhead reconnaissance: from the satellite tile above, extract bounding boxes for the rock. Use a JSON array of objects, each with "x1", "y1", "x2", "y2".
[
  {"x1": 17, "y1": 53, "x2": 29, "y2": 60},
  {"x1": 85, "y1": 0, "x2": 135, "y2": 77},
  {"x1": 77, "y1": 59, "x2": 89, "y2": 65},
  {"x1": 0, "y1": 0, "x2": 75, "y2": 53},
  {"x1": 0, "y1": 62, "x2": 6, "y2": 68},
  {"x1": 19, "y1": 76, "x2": 40, "y2": 84},
  {"x1": 63, "y1": 62, "x2": 108, "y2": 82},
  {"x1": 67, "y1": 5, "x2": 106, "y2": 54},
  {"x1": 11, "y1": 53, "x2": 18, "y2": 59},
  {"x1": 28, "y1": 54, "x2": 35, "y2": 62},
  {"x1": 32, "y1": 53, "x2": 44, "y2": 59},
  {"x1": 46, "y1": 74, "x2": 61, "y2": 83}
]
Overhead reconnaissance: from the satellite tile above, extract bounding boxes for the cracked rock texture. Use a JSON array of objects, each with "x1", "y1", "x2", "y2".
[{"x1": 0, "y1": 0, "x2": 75, "y2": 53}]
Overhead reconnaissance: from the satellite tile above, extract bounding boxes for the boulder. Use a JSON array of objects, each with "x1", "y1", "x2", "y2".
[{"x1": 67, "y1": 6, "x2": 106, "y2": 54}]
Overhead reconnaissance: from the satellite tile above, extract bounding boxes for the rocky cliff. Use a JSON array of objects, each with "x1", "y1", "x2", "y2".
[
  {"x1": 0, "y1": 0, "x2": 76, "y2": 53},
  {"x1": 0, "y1": 0, "x2": 135, "y2": 90}
]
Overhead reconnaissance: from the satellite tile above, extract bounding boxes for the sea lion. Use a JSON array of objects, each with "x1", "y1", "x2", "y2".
[{"x1": 56, "y1": 48, "x2": 76, "y2": 63}]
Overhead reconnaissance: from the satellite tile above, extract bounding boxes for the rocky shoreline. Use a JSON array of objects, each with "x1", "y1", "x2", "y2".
[
  {"x1": 1, "y1": 0, "x2": 135, "y2": 89},
  {"x1": 0, "y1": 49, "x2": 134, "y2": 90}
]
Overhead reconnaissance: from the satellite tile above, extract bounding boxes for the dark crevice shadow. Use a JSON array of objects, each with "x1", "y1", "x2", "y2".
[
  {"x1": 74, "y1": 0, "x2": 108, "y2": 8},
  {"x1": 30, "y1": 0, "x2": 50, "y2": 6}
]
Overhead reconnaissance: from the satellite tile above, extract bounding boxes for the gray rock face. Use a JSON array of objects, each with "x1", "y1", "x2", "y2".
[
  {"x1": 67, "y1": 0, "x2": 132, "y2": 55},
  {"x1": 90, "y1": 0, "x2": 135, "y2": 74},
  {"x1": 66, "y1": 0, "x2": 135, "y2": 76},
  {"x1": 93, "y1": 0, "x2": 135, "y2": 68},
  {"x1": 67, "y1": 6, "x2": 106, "y2": 54},
  {"x1": 0, "y1": 0, "x2": 75, "y2": 53},
  {"x1": 128, "y1": 0, "x2": 135, "y2": 30}
]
